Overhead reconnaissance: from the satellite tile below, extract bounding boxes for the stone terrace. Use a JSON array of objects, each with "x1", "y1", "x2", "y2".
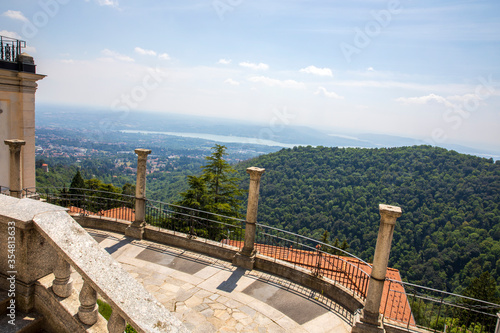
[{"x1": 85, "y1": 228, "x2": 352, "y2": 333}]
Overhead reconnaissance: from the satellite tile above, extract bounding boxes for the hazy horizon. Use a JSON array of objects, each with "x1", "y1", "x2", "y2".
[{"x1": 2, "y1": 0, "x2": 499, "y2": 151}]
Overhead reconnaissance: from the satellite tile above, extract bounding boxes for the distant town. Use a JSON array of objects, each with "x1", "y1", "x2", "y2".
[{"x1": 35, "y1": 126, "x2": 280, "y2": 175}]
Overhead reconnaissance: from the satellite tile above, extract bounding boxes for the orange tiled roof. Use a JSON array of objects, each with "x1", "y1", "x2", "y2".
[
  {"x1": 223, "y1": 239, "x2": 414, "y2": 325},
  {"x1": 99, "y1": 207, "x2": 135, "y2": 222},
  {"x1": 68, "y1": 206, "x2": 135, "y2": 222},
  {"x1": 67, "y1": 206, "x2": 94, "y2": 216}
]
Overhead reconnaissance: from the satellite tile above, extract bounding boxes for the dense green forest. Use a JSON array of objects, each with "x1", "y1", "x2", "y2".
[
  {"x1": 36, "y1": 144, "x2": 500, "y2": 296},
  {"x1": 35, "y1": 157, "x2": 194, "y2": 201},
  {"x1": 235, "y1": 145, "x2": 500, "y2": 294}
]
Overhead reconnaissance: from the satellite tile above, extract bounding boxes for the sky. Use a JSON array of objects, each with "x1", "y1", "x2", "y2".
[{"x1": 1, "y1": 0, "x2": 500, "y2": 151}]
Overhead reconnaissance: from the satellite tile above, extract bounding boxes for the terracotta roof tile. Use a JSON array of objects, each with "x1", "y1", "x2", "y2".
[{"x1": 223, "y1": 239, "x2": 414, "y2": 325}]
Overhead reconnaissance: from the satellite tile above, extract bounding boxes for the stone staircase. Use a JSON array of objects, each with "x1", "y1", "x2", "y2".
[{"x1": 0, "y1": 289, "x2": 46, "y2": 333}]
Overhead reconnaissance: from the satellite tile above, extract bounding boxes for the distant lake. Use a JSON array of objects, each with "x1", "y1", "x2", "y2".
[{"x1": 120, "y1": 130, "x2": 300, "y2": 148}]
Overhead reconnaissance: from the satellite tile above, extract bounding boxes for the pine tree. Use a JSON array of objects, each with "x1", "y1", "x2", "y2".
[
  {"x1": 69, "y1": 170, "x2": 86, "y2": 195},
  {"x1": 196, "y1": 144, "x2": 243, "y2": 217},
  {"x1": 177, "y1": 145, "x2": 243, "y2": 240},
  {"x1": 178, "y1": 175, "x2": 210, "y2": 211}
]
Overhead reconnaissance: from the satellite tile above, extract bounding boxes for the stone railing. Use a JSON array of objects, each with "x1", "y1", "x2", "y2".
[{"x1": 0, "y1": 194, "x2": 188, "y2": 332}]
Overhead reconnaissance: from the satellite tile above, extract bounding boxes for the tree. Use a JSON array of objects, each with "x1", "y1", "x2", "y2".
[
  {"x1": 180, "y1": 144, "x2": 244, "y2": 217},
  {"x1": 69, "y1": 169, "x2": 86, "y2": 195},
  {"x1": 175, "y1": 145, "x2": 244, "y2": 240},
  {"x1": 122, "y1": 183, "x2": 136, "y2": 196},
  {"x1": 458, "y1": 271, "x2": 499, "y2": 329},
  {"x1": 178, "y1": 175, "x2": 210, "y2": 211}
]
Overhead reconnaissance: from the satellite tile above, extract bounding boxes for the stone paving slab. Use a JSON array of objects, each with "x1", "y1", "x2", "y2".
[{"x1": 86, "y1": 229, "x2": 352, "y2": 332}]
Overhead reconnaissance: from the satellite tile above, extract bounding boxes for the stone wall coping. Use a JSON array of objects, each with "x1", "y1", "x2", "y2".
[
  {"x1": 0, "y1": 196, "x2": 66, "y2": 228},
  {"x1": 32, "y1": 209, "x2": 188, "y2": 333},
  {"x1": 0, "y1": 196, "x2": 188, "y2": 332}
]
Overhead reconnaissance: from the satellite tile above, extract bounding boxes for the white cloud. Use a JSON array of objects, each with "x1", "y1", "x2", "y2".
[
  {"x1": 2, "y1": 10, "x2": 28, "y2": 22},
  {"x1": 218, "y1": 58, "x2": 231, "y2": 65},
  {"x1": 0, "y1": 30, "x2": 22, "y2": 39},
  {"x1": 134, "y1": 47, "x2": 156, "y2": 56},
  {"x1": 24, "y1": 46, "x2": 37, "y2": 54},
  {"x1": 367, "y1": 67, "x2": 375, "y2": 72},
  {"x1": 248, "y1": 76, "x2": 305, "y2": 89},
  {"x1": 239, "y1": 62, "x2": 269, "y2": 71},
  {"x1": 224, "y1": 78, "x2": 240, "y2": 86},
  {"x1": 97, "y1": 0, "x2": 118, "y2": 7},
  {"x1": 396, "y1": 93, "x2": 456, "y2": 108},
  {"x1": 299, "y1": 65, "x2": 332, "y2": 77},
  {"x1": 314, "y1": 86, "x2": 343, "y2": 99},
  {"x1": 158, "y1": 53, "x2": 170, "y2": 60},
  {"x1": 101, "y1": 49, "x2": 134, "y2": 62}
]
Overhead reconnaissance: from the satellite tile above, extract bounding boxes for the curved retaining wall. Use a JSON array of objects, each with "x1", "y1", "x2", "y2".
[{"x1": 73, "y1": 215, "x2": 365, "y2": 315}]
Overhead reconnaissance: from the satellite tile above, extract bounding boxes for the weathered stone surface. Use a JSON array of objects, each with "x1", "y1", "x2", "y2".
[
  {"x1": 27, "y1": 201, "x2": 188, "y2": 332},
  {"x1": 361, "y1": 204, "x2": 402, "y2": 327},
  {"x1": 235, "y1": 167, "x2": 265, "y2": 265},
  {"x1": 0, "y1": 196, "x2": 63, "y2": 311}
]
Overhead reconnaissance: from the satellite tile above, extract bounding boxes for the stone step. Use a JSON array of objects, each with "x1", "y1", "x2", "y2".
[{"x1": 0, "y1": 311, "x2": 44, "y2": 333}]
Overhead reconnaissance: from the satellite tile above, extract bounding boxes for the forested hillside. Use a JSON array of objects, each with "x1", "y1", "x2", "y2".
[{"x1": 235, "y1": 145, "x2": 500, "y2": 293}]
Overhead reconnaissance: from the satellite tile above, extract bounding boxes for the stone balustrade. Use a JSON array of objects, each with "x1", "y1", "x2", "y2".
[{"x1": 0, "y1": 194, "x2": 188, "y2": 332}]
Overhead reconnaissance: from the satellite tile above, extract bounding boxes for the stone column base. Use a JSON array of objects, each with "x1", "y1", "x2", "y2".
[
  {"x1": 125, "y1": 224, "x2": 145, "y2": 240},
  {"x1": 232, "y1": 252, "x2": 256, "y2": 270},
  {"x1": 351, "y1": 311, "x2": 385, "y2": 333}
]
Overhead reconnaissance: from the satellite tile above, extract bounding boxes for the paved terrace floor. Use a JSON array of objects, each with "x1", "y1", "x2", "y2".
[{"x1": 77, "y1": 228, "x2": 353, "y2": 333}]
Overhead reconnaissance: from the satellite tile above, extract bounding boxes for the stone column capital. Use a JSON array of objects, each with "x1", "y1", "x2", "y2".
[
  {"x1": 135, "y1": 148, "x2": 152, "y2": 159},
  {"x1": 4, "y1": 139, "x2": 26, "y2": 153},
  {"x1": 246, "y1": 167, "x2": 265, "y2": 180},
  {"x1": 379, "y1": 204, "x2": 402, "y2": 225}
]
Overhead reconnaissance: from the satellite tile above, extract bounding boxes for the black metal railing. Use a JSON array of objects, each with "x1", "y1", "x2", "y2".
[
  {"x1": 145, "y1": 199, "x2": 245, "y2": 248},
  {"x1": 0, "y1": 36, "x2": 25, "y2": 62},
  {"x1": 383, "y1": 279, "x2": 500, "y2": 332},
  {"x1": 13, "y1": 186, "x2": 500, "y2": 332},
  {"x1": 255, "y1": 223, "x2": 371, "y2": 300},
  {"x1": 24, "y1": 187, "x2": 135, "y2": 222},
  {"x1": 23, "y1": 187, "x2": 245, "y2": 249}
]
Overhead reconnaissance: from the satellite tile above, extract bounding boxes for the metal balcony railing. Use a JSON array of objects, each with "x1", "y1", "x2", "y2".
[
  {"x1": 383, "y1": 279, "x2": 500, "y2": 333},
  {"x1": 0, "y1": 35, "x2": 26, "y2": 62}
]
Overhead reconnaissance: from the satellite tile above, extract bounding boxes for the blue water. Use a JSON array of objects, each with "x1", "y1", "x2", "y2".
[{"x1": 120, "y1": 130, "x2": 301, "y2": 148}]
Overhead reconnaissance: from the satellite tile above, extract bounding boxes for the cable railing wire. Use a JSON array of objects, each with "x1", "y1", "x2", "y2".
[
  {"x1": 255, "y1": 223, "x2": 372, "y2": 300},
  {"x1": 383, "y1": 278, "x2": 500, "y2": 332}
]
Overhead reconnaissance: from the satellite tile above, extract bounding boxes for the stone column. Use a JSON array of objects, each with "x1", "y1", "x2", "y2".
[
  {"x1": 352, "y1": 204, "x2": 402, "y2": 333},
  {"x1": 108, "y1": 311, "x2": 126, "y2": 333},
  {"x1": 495, "y1": 313, "x2": 500, "y2": 333},
  {"x1": 4, "y1": 139, "x2": 25, "y2": 198},
  {"x1": 233, "y1": 167, "x2": 265, "y2": 270},
  {"x1": 125, "y1": 149, "x2": 151, "y2": 239},
  {"x1": 52, "y1": 254, "x2": 73, "y2": 298},
  {"x1": 78, "y1": 281, "x2": 98, "y2": 325}
]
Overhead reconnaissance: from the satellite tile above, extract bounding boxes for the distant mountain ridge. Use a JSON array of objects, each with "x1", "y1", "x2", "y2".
[{"x1": 37, "y1": 104, "x2": 500, "y2": 160}]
